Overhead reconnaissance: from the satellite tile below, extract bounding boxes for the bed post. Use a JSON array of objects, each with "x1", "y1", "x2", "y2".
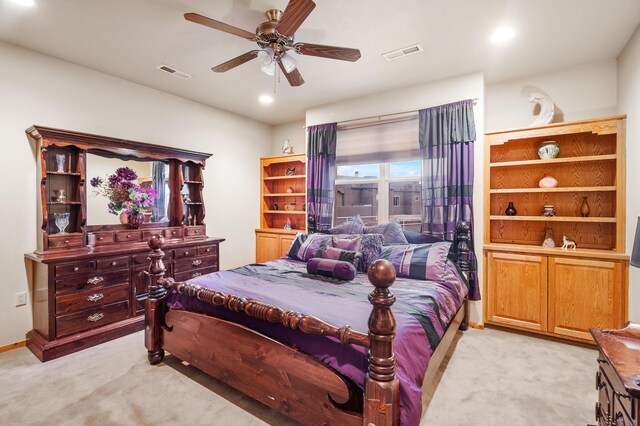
[
  {"x1": 364, "y1": 259, "x2": 400, "y2": 426},
  {"x1": 145, "y1": 235, "x2": 167, "y2": 365},
  {"x1": 456, "y1": 221, "x2": 471, "y2": 331}
]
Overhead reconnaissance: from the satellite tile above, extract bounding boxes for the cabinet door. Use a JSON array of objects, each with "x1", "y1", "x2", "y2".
[
  {"x1": 548, "y1": 257, "x2": 623, "y2": 341},
  {"x1": 486, "y1": 252, "x2": 548, "y2": 331},
  {"x1": 279, "y1": 235, "x2": 295, "y2": 259},
  {"x1": 256, "y1": 233, "x2": 280, "y2": 263}
]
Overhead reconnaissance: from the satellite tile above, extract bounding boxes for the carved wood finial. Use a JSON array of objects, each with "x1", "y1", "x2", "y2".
[
  {"x1": 145, "y1": 234, "x2": 167, "y2": 364},
  {"x1": 455, "y1": 221, "x2": 471, "y2": 274},
  {"x1": 366, "y1": 259, "x2": 397, "y2": 382}
]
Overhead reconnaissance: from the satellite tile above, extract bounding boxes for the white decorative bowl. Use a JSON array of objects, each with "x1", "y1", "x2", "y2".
[{"x1": 538, "y1": 141, "x2": 560, "y2": 159}]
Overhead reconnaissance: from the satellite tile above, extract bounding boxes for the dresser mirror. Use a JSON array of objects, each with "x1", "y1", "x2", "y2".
[{"x1": 86, "y1": 152, "x2": 170, "y2": 226}]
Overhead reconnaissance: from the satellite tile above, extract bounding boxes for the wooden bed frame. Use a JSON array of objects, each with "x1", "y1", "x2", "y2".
[{"x1": 144, "y1": 222, "x2": 472, "y2": 425}]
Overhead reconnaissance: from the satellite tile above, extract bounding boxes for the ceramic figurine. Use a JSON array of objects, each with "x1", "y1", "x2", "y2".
[
  {"x1": 285, "y1": 167, "x2": 295, "y2": 176},
  {"x1": 561, "y1": 235, "x2": 577, "y2": 250},
  {"x1": 542, "y1": 227, "x2": 555, "y2": 248},
  {"x1": 271, "y1": 202, "x2": 278, "y2": 210},
  {"x1": 283, "y1": 217, "x2": 293, "y2": 230},
  {"x1": 542, "y1": 205, "x2": 556, "y2": 217},
  {"x1": 529, "y1": 92, "x2": 555, "y2": 126},
  {"x1": 282, "y1": 139, "x2": 293, "y2": 155}
]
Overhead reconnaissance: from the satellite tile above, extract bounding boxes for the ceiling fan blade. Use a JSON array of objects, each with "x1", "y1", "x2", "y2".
[
  {"x1": 276, "y1": 0, "x2": 316, "y2": 37},
  {"x1": 278, "y1": 61, "x2": 305, "y2": 86},
  {"x1": 212, "y1": 51, "x2": 259, "y2": 73},
  {"x1": 294, "y1": 42, "x2": 361, "y2": 62},
  {"x1": 185, "y1": 12, "x2": 256, "y2": 40}
]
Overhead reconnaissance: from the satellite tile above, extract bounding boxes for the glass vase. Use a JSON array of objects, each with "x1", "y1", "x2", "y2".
[
  {"x1": 505, "y1": 202, "x2": 517, "y2": 216},
  {"x1": 54, "y1": 212, "x2": 70, "y2": 234},
  {"x1": 127, "y1": 212, "x2": 145, "y2": 229},
  {"x1": 55, "y1": 154, "x2": 65, "y2": 172},
  {"x1": 580, "y1": 196, "x2": 590, "y2": 217}
]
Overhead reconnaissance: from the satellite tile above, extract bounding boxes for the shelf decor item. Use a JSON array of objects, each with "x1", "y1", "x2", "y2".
[
  {"x1": 538, "y1": 174, "x2": 558, "y2": 188},
  {"x1": 282, "y1": 139, "x2": 293, "y2": 155},
  {"x1": 271, "y1": 202, "x2": 278, "y2": 210},
  {"x1": 283, "y1": 217, "x2": 292, "y2": 230},
  {"x1": 504, "y1": 202, "x2": 517, "y2": 216},
  {"x1": 90, "y1": 167, "x2": 156, "y2": 227},
  {"x1": 53, "y1": 212, "x2": 70, "y2": 234},
  {"x1": 529, "y1": 92, "x2": 555, "y2": 126},
  {"x1": 537, "y1": 141, "x2": 560, "y2": 159},
  {"x1": 542, "y1": 205, "x2": 556, "y2": 217},
  {"x1": 580, "y1": 196, "x2": 591, "y2": 217},
  {"x1": 561, "y1": 235, "x2": 577, "y2": 250},
  {"x1": 285, "y1": 167, "x2": 295, "y2": 176},
  {"x1": 55, "y1": 154, "x2": 65, "y2": 172},
  {"x1": 542, "y1": 227, "x2": 555, "y2": 248},
  {"x1": 286, "y1": 186, "x2": 294, "y2": 193}
]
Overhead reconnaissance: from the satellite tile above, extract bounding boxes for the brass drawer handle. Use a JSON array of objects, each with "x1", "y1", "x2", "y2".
[
  {"x1": 87, "y1": 313, "x2": 104, "y2": 322},
  {"x1": 192, "y1": 272, "x2": 201, "y2": 278},
  {"x1": 87, "y1": 276, "x2": 104, "y2": 285},
  {"x1": 597, "y1": 357, "x2": 609, "y2": 365},
  {"x1": 615, "y1": 391, "x2": 631, "y2": 400},
  {"x1": 87, "y1": 293, "x2": 104, "y2": 303},
  {"x1": 192, "y1": 259, "x2": 203, "y2": 267}
]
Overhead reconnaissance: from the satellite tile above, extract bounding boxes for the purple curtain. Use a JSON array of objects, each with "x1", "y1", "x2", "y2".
[
  {"x1": 419, "y1": 99, "x2": 480, "y2": 300},
  {"x1": 307, "y1": 123, "x2": 337, "y2": 232}
]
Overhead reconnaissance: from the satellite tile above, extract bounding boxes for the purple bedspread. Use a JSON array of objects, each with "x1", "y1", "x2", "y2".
[{"x1": 167, "y1": 258, "x2": 468, "y2": 425}]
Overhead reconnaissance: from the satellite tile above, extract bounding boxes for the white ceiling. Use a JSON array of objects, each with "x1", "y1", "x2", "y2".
[{"x1": 1, "y1": 0, "x2": 639, "y2": 125}]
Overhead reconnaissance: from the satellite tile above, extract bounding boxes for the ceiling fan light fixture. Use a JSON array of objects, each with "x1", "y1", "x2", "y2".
[
  {"x1": 280, "y1": 53, "x2": 297, "y2": 73},
  {"x1": 261, "y1": 61, "x2": 276, "y2": 76},
  {"x1": 257, "y1": 48, "x2": 274, "y2": 65}
]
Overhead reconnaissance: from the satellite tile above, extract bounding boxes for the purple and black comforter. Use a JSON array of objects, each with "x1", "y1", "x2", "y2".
[{"x1": 167, "y1": 258, "x2": 468, "y2": 425}]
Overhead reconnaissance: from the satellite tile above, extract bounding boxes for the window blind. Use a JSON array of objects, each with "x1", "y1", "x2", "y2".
[{"x1": 336, "y1": 115, "x2": 419, "y2": 165}]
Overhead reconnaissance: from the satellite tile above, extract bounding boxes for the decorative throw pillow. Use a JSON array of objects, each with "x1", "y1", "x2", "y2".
[
  {"x1": 318, "y1": 246, "x2": 362, "y2": 267},
  {"x1": 364, "y1": 219, "x2": 409, "y2": 245},
  {"x1": 296, "y1": 233, "x2": 334, "y2": 262},
  {"x1": 306, "y1": 258, "x2": 357, "y2": 281},
  {"x1": 327, "y1": 215, "x2": 365, "y2": 235},
  {"x1": 286, "y1": 233, "x2": 308, "y2": 260},
  {"x1": 403, "y1": 230, "x2": 443, "y2": 245},
  {"x1": 379, "y1": 241, "x2": 452, "y2": 282},
  {"x1": 332, "y1": 235, "x2": 362, "y2": 252},
  {"x1": 358, "y1": 233, "x2": 385, "y2": 272}
]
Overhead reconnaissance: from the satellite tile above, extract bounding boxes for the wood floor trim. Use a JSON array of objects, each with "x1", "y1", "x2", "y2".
[{"x1": 0, "y1": 340, "x2": 26, "y2": 353}]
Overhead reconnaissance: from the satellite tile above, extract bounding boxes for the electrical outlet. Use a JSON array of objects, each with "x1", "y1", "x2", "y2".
[{"x1": 15, "y1": 292, "x2": 27, "y2": 307}]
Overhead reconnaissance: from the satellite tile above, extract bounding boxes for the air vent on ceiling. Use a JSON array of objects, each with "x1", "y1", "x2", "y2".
[
  {"x1": 382, "y1": 43, "x2": 424, "y2": 61},
  {"x1": 155, "y1": 64, "x2": 192, "y2": 80}
]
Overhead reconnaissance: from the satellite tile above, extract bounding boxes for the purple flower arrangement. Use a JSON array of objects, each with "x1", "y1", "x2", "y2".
[{"x1": 90, "y1": 167, "x2": 156, "y2": 215}]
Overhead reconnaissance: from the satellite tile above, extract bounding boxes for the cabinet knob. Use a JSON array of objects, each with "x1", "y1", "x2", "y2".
[
  {"x1": 111, "y1": 261, "x2": 117, "y2": 266},
  {"x1": 172, "y1": 231, "x2": 176, "y2": 235},
  {"x1": 87, "y1": 312, "x2": 104, "y2": 322},
  {"x1": 206, "y1": 248, "x2": 211, "y2": 252},
  {"x1": 64, "y1": 240, "x2": 70, "y2": 244},
  {"x1": 185, "y1": 251, "x2": 189, "y2": 256},
  {"x1": 99, "y1": 237, "x2": 104, "y2": 241},
  {"x1": 73, "y1": 267, "x2": 79, "y2": 272},
  {"x1": 127, "y1": 234, "x2": 131, "y2": 239}
]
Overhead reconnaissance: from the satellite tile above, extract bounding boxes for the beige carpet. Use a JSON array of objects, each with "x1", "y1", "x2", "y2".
[{"x1": 0, "y1": 327, "x2": 597, "y2": 425}]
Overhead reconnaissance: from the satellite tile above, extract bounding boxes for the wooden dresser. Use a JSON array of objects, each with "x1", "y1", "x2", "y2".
[
  {"x1": 591, "y1": 324, "x2": 640, "y2": 426},
  {"x1": 24, "y1": 126, "x2": 224, "y2": 361},
  {"x1": 483, "y1": 116, "x2": 629, "y2": 344}
]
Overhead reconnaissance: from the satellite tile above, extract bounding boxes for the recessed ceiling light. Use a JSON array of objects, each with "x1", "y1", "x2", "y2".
[
  {"x1": 7, "y1": 0, "x2": 37, "y2": 7},
  {"x1": 490, "y1": 26, "x2": 516, "y2": 45},
  {"x1": 259, "y1": 95, "x2": 273, "y2": 105}
]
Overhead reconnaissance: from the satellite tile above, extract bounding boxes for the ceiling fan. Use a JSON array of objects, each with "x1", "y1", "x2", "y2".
[{"x1": 184, "y1": 0, "x2": 361, "y2": 87}]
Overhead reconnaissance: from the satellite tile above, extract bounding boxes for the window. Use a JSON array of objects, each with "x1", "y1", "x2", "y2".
[{"x1": 334, "y1": 160, "x2": 422, "y2": 231}]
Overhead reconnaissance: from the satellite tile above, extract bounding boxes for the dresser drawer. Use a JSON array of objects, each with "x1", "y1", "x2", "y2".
[
  {"x1": 174, "y1": 265, "x2": 218, "y2": 282},
  {"x1": 185, "y1": 226, "x2": 205, "y2": 237},
  {"x1": 115, "y1": 231, "x2": 142, "y2": 243},
  {"x1": 174, "y1": 246, "x2": 196, "y2": 259},
  {"x1": 132, "y1": 252, "x2": 153, "y2": 265},
  {"x1": 599, "y1": 355, "x2": 636, "y2": 421},
  {"x1": 56, "y1": 283, "x2": 130, "y2": 315},
  {"x1": 88, "y1": 232, "x2": 115, "y2": 246},
  {"x1": 97, "y1": 256, "x2": 129, "y2": 271},
  {"x1": 48, "y1": 234, "x2": 83, "y2": 249},
  {"x1": 56, "y1": 301, "x2": 129, "y2": 338},
  {"x1": 55, "y1": 260, "x2": 96, "y2": 277},
  {"x1": 55, "y1": 270, "x2": 129, "y2": 294},
  {"x1": 163, "y1": 228, "x2": 184, "y2": 239},
  {"x1": 174, "y1": 255, "x2": 218, "y2": 273},
  {"x1": 197, "y1": 245, "x2": 217, "y2": 256}
]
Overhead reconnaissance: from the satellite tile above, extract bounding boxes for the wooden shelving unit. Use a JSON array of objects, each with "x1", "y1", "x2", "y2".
[
  {"x1": 255, "y1": 154, "x2": 306, "y2": 263},
  {"x1": 482, "y1": 116, "x2": 629, "y2": 344}
]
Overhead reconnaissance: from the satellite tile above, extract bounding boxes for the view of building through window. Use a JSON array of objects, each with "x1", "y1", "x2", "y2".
[{"x1": 334, "y1": 160, "x2": 422, "y2": 231}]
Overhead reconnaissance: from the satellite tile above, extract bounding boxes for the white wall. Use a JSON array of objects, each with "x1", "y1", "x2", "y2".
[
  {"x1": 306, "y1": 73, "x2": 486, "y2": 324},
  {"x1": 271, "y1": 120, "x2": 306, "y2": 156},
  {"x1": 618, "y1": 24, "x2": 640, "y2": 322},
  {"x1": 0, "y1": 41, "x2": 271, "y2": 347},
  {"x1": 486, "y1": 59, "x2": 618, "y2": 131}
]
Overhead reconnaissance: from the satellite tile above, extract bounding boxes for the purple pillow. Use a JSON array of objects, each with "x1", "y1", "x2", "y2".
[
  {"x1": 358, "y1": 233, "x2": 384, "y2": 272},
  {"x1": 306, "y1": 258, "x2": 357, "y2": 281},
  {"x1": 364, "y1": 220, "x2": 409, "y2": 245},
  {"x1": 327, "y1": 215, "x2": 365, "y2": 234},
  {"x1": 318, "y1": 246, "x2": 362, "y2": 267},
  {"x1": 286, "y1": 232, "x2": 308, "y2": 260},
  {"x1": 379, "y1": 241, "x2": 452, "y2": 281},
  {"x1": 332, "y1": 235, "x2": 362, "y2": 251},
  {"x1": 296, "y1": 234, "x2": 334, "y2": 262}
]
